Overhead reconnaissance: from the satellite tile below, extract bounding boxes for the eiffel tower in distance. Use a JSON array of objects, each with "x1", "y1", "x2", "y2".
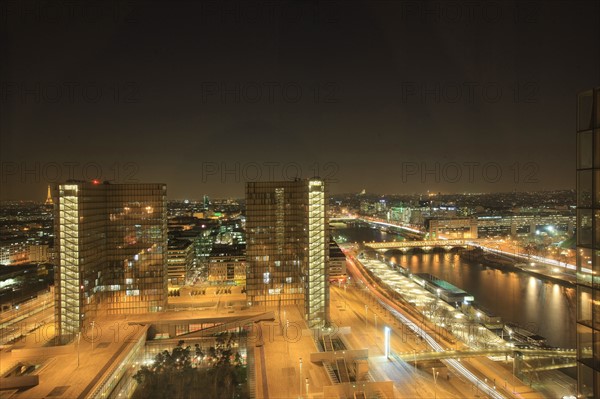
[{"x1": 44, "y1": 185, "x2": 53, "y2": 206}]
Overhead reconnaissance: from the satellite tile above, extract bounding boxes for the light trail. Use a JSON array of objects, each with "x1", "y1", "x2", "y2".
[
  {"x1": 347, "y1": 255, "x2": 506, "y2": 399},
  {"x1": 364, "y1": 219, "x2": 424, "y2": 234},
  {"x1": 353, "y1": 217, "x2": 579, "y2": 272},
  {"x1": 472, "y1": 243, "x2": 578, "y2": 272},
  {"x1": 377, "y1": 300, "x2": 505, "y2": 399}
]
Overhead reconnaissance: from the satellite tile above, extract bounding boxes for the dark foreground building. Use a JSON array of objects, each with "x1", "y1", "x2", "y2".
[{"x1": 577, "y1": 87, "x2": 600, "y2": 397}]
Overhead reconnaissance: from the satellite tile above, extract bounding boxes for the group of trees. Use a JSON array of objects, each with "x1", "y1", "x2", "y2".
[{"x1": 133, "y1": 334, "x2": 249, "y2": 399}]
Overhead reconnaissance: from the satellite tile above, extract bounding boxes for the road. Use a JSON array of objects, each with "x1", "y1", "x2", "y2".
[
  {"x1": 0, "y1": 306, "x2": 54, "y2": 346},
  {"x1": 330, "y1": 283, "x2": 477, "y2": 398},
  {"x1": 344, "y1": 251, "x2": 548, "y2": 399}
]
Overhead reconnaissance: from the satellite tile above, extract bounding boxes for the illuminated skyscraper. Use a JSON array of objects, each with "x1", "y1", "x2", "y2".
[
  {"x1": 576, "y1": 87, "x2": 600, "y2": 398},
  {"x1": 54, "y1": 181, "x2": 167, "y2": 343},
  {"x1": 246, "y1": 178, "x2": 329, "y2": 328}
]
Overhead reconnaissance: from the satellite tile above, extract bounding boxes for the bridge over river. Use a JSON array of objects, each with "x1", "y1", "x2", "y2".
[{"x1": 362, "y1": 239, "x2": 480, "y2": 252}]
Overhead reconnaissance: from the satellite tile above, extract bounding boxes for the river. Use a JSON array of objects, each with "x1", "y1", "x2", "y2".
[{"x1": 333, "y1": 224, "x2": 576, "y2": 349}]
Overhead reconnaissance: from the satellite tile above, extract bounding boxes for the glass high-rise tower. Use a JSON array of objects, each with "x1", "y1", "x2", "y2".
[
  {"x1": 245, "y1": 178, "x2": 329, "y2": 328},
  {"x1": 54, "y1": 181, "x2": 167, "y2": 343},
  {"x1": 577, "y1": 87, "x2": 600, "y2": 397}
]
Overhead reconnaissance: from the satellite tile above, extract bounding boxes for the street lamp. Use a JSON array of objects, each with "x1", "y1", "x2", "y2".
[
  {"x1": 432, "y1": 367, "x2": 439, "y2": 399},
  {"x1": 299, "y1": 358, "x2": 303, "y2": 398},
  {"x1": 512, "y1": 354, "x2": 516, "y2": 394},
  {"x1": 384, "y1": 326, "x2": 391, "y2": 359},
  {"x1": 305, "y1": 378, "x2": 309, "y2": 398},
  {"x1": 77, "y1": 332, "x2": 81, "y2": 368},
  {"x1": 90, "y1": 321, "x2": 96, "y2": 351}
]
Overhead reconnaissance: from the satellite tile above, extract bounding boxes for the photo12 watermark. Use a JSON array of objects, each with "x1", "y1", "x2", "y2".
[
  {"x1": 199, "y1": 81, "x2": 340, "y2": 104},
  {"x1": 0, "y1": 162, "x2": 140, "y2": 184},
  {"x1": 1, "y1": 0, "x2": 140, "y2": 25},
  {"x1": 0, "y1": 81, "x2": 141, "y2": 104},
  {"x1": 395, "y1": 1, "x2": 540, "y2": 25},
  {"x1": 400, "y1": 161, "x2": 540, "y2": 185},
  {"x1": 201, "y1": 161, "x2": 340, "y2": 184},
  {"x1": 400, "y1": 81, "x2": 539, "y2": 105},
  {"x1": 196, "y1": 0, "x2": 340, "y2": 25}
]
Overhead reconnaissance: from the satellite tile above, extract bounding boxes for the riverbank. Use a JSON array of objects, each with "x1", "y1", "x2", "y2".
[{"x1": 460, "y1": 248, "x2": 576, "y2": 287}]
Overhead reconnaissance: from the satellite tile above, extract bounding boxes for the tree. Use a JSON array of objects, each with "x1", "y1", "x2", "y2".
[{"x1": 133, "y1": 337, "x2": 248, "y2": 399}]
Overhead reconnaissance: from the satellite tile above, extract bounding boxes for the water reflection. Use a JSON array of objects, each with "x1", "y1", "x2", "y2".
[
  {"x1": 388, "y1": 252, "x2": 576, "y2": 348},
  {"x1": 335, "y1": 226, "x2": 576, "y2": 348}
]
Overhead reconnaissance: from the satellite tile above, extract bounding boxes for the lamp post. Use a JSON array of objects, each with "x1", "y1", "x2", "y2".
[
  {"x1": 432, "y1": 367, "x2": 439, "y2": 399},
  {"x1": 384, "y1": 326, "x2": 391, "y2": 359},
  {"x1": 299, "y1": 358, "x2": 303, "y2": 398},
  {"x1": 512, "y1": 353, "x2": 516, "y2": 394},
  {"x1": 90, "y1": 321, "x2": 96, "y2": 352},
  {"x1": 77, "y1": 332, "x2": 81, "y2": 368},
  {"x1": 305, "y1": 378, "x2": 309, "y2": 398}
]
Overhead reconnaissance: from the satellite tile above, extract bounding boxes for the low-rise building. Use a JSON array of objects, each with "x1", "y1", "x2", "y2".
[
  {"x1": 329, "y1": 241, "x2": 347, "y2": 281},
  {"x1": 28, "y1": 244, "x2": 50, "y2": 263},
  {"x1": 207, "y1": 244, "x2": 246, "y2": 285},
  {"x1": 167, "y1": 239, "x2": 194, "y2": 285},
  {"x1": 0, "y1": 238, "x2": 29, "y2": 265}
]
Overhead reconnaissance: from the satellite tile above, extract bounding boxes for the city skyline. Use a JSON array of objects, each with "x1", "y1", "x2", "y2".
[
  {"x1": 0, "y1": 183, "x2": 580, "y2": 203},
  {"x1": 1, "y1": 1, "x2": 599, "y2": 398},
  {"x1": 0, "y1": 171, "x2": 589, "y2": 398}
]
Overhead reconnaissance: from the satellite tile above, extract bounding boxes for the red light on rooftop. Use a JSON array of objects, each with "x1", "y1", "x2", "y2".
[{"x1": 92, "y1": 179, "x2": 100, "y2": 185}]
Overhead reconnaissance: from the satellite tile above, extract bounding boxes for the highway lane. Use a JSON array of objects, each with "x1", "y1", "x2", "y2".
[
  {"x1": 0, "y1": 306, "x2": 54, "y2": 346},
  {"x1": 330, "y1": 284, "x2": 475, "y2": 398},
  {"x1": 344, "y1": 251, "x2": 547, "y2": 399}
]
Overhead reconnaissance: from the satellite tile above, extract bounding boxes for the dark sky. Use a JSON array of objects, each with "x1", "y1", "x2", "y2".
[{"x1": 1, "y1": 0, "x2": 599, "y2": 200}]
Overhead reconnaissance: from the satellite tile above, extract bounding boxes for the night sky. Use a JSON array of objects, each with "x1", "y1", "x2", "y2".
[{"x1": 1, "y1": 0, "x2": 599, "y2": 200}]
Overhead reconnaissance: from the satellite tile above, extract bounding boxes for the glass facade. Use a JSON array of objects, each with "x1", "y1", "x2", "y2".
[
  {"x1": 306, "y1": 179, "x2": 328, "y2": 327},
  {"x1": 54, "y1": 182, "x2": 167, "y2": 343},
  {"x1": 245, "y1": 179, "x2": 329, "y2": 328},
  {"x1": 577, "y1": 88, "x2": 600, "y2": 398}
]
